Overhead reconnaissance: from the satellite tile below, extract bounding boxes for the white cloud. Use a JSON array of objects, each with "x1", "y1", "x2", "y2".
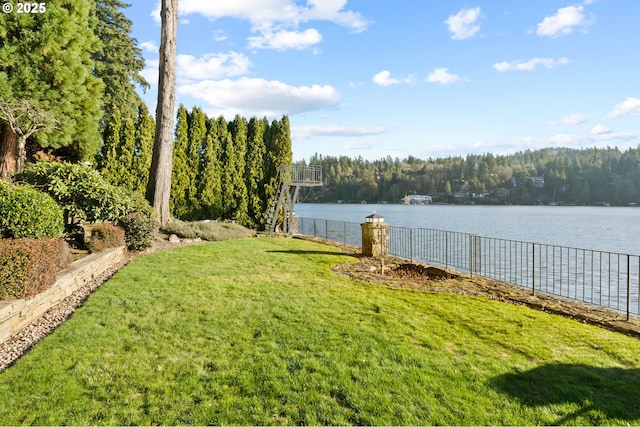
[
  {"x1": 141, "y1": 59, "x2": 159, "y2": 87},
  {"x1": 213, "y1": 30, "x2": 228, "y2": 42},
  {"x1": 301, "y1": 0, "x2": 369, "y2": 33},
  {"x1": 591, "y1": 124, "x2": 612, "y2": 135},
  {"x1": 178, "y1": 78, "x2": 341, "y2": 117},
  {"x1": 445, "y1": 7, "x2": 481, "y2": 40},
  {"x1": 177, "y1": 0, "x2": 369, "y2": 31},
  {"x1": 536, "y1": 5, "x2": 595, "y2": 38},
  {"x1": 427, "y1": 68, "x2": 461, "y2": 85},
  {"x1": 344, "y1": 140, "x2": 382, "y2": 150},
  {"x1": 176, "y1": 52, "x2": 252, "y2": 81},
  {"x1": 142, "y1": 52, "x2": 251, "y2": 86},
  {"x1": 140, "y1": 41, "x2": 159, "y2": 52},
  {"x1": 373, "y1": 70, "x2": 399, "y2": 87},
  {"x1": 470, "y1": 131, "x2": 636, "y2": 155},
  {"x1": 143, "y1": 50, "x2": 339, "y2": 118},
  {"x1": 548, "y1": 131, "x2": 636, "y2": 146},
  {"x1": 606, "y1": 97, "x2": 640, "y2": 119},
  {"x1": 248, "y1": 28, "x2": 322, "y2": 50},
  {"x1": 561, "y1": 113, "x2": 588, "y2": 125},
  {"x1": 494, "y1": 57, "x2": 569, "y2": 72},
  {"x1": 372, "y1": 70, "x2": 415, "y2": 87},
  {"x1": 293, "y1": 124, "x2": 385, "y2": 140},
  {"x1": 152, "y1": 0, "x2": 369, "y2": 50}
]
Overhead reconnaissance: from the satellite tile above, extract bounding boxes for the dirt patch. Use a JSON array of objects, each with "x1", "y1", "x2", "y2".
[{"x1": 297, "y1": 235, "x2": 640, "y2": 339}]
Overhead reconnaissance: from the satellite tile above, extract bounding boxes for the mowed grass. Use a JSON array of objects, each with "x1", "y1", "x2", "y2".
[{"x1": 1, "y1": 238, "x2": 640, "y2": 425}]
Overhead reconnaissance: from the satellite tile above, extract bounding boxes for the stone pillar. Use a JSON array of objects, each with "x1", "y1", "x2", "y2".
[{"x1": 361, "y1": 213, "x2": 389, "y2": 257}]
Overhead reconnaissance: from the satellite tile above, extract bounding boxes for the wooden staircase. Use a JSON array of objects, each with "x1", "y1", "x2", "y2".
[{"x1": 266, "y1": 165, "x2": 322, "y2": 235}]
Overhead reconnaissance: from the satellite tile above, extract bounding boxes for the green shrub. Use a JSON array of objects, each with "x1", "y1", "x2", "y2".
[
  {"x1": 117, "y1": 213, "x2": 158, "y2": 251},
  {"x1": 127, "y1": 191, "x2": 157, "y2": 220},
  {"x1": 161, "y1": 219, "x2": 199, "y2": 239},
  {"x1": 16, "y1": 161, "x2": 153, "y2": 224},
  {"x1": 0, "y1": 238, "x2": 71, "y2": 300},
  {"x1": 0, "y1": 181, "x2": 64, "y2": 239},
  {"x1": 87, "y1": 223, "x2": 126, "y2": 253},
  {"x1": 161, "y1": 219, "x2": 255, "y2": 241}
]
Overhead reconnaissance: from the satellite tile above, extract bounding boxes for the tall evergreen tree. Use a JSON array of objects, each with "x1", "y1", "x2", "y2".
[
  {"x1": 229, "y1": 115, "x2": 249, "y2": 224},
  {"x1": 245, "y1": 117, "x2": 267, "y2": 227},
  {"x1": 0, "y1": 0, "x2": 104, "y2": 177},
  {"x1": 219, "y1": 118, "x2": 237, "y2": 220},
  {"x1": 131, "y1": 104, "x2": 155, "y2": 195},
  {"x1": 119, "y1": 116, "x2": 136, "y2": 190},
  {"x1": 92, "y1": 0, "x2": 148, "y2": 123},
  {"x1": 198, "y1": 118, "x2": 222, "y2": 219},
  {"x1": 98, "y1": 106, "x2": 123, "y2": 185},
  {"x1": 185, "y1": 107, "x2": 206, "y2": 215},
  {"x1": 264, "y1": 116, "x2": 293, "y2": 202},
  {"x1": 170, "y1": 105, "x2": 190, "y2": 218},
  {"x1": 271, "y1": 116, "x2": 293, "y2": 166}
]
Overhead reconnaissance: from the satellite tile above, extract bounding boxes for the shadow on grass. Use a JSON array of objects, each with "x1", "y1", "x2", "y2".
[
  {"x1": 267, "y1": 250, "x2": 349, "y2": 256},
  {"x1": 490, "y1": 364, "x2": 640, "y2": 424}
]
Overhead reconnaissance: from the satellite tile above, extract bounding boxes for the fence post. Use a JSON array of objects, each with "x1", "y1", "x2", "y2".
[
  {"x1": 468, "y1": 234, "x2": 473, "y2": 277},
  {"x1": 532, "y1": 243, "x2": 536, "y2": 296},
  {"x1": 343, "y1": 221, "x2": 347, "y2": 244},
  {"x1": 627, "y1": 254, "x2": 631, "y2": 321},
  {"x1": 445, "y1": 232, "x2": 449, "y2": 273},
  {"x1": 410, "y1": 228, "x2": 413, "y2": 261}
]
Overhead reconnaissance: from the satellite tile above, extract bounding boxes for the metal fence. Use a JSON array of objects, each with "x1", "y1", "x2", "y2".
[
  {"x1": 298, "y1": 217, "x2": 640, "y2": 319},
  {"x1": 298, "y1": 217, "x2": 362, "y2": 247}
]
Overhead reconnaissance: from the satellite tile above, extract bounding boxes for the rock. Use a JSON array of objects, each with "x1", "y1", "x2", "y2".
[{"x1": 168, "y1": 234, "x2": 181, "y2": 243}]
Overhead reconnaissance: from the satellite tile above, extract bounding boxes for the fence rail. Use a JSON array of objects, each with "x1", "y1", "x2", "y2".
[
  {"x1": 298, "y1": 217, "x2": 362, "y2": 247},
  {"x1": 298, "y1": 217, "x2": 640, "y2": 319}
]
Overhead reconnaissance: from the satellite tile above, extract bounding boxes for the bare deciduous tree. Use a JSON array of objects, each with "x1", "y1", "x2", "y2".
[{"x1": 0, "y1": 99, "x2": 59, "y2": 180}]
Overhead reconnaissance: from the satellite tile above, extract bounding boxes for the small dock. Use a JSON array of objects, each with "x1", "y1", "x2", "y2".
[{"x1": 266, "y1": 165, "x2": 322, "y2": 235}]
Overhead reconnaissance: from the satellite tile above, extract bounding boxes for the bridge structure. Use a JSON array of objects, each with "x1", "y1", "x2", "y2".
[{"x1": 266, "y1": 165, "x2": 322, "y2": 235}]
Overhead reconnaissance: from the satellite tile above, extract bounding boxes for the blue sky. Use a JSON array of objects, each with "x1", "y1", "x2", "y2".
[{"x1": 125, "y1": 1, "x2": 640, "y2": 162}]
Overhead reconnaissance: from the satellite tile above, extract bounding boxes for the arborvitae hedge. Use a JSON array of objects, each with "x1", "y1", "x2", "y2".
[{"x1": 169, "y1": 107, "x2": 292, "y2": 228}]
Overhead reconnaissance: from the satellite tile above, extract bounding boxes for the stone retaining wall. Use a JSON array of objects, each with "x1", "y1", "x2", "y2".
[{"x1": 0, "y1": 246, "x2": 126, "y2": 346}]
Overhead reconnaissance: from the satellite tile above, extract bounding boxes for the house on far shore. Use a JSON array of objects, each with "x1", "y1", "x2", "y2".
[
  {"x1": 402, "y1": 194, "x2": 433, "y2": 204},
  {"x1": 531, "y1": 176, "x2": 545, "y2": 188}
]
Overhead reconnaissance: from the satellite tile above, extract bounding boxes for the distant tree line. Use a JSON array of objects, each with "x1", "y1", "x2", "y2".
[{"x1": 299, "y1": 146, "x2": 640, "y2": 206}]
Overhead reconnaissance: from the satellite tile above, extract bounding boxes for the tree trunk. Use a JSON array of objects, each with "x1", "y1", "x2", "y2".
[
  {"x1": 0, "y1": 122, "x2": 18, "y2": 181},
  {"x1": 145, "y1": 0, "x2": 178, "y2": 226}
]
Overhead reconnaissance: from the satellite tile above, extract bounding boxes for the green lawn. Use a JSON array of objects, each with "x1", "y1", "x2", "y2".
[{"x1": 1, "y1": 237, "x2": 639, "y2": 425}]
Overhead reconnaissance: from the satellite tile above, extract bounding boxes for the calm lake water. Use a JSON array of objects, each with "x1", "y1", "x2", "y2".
[{"x1": 294, "y1": 203, "x2": 640, "y2": 256}]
